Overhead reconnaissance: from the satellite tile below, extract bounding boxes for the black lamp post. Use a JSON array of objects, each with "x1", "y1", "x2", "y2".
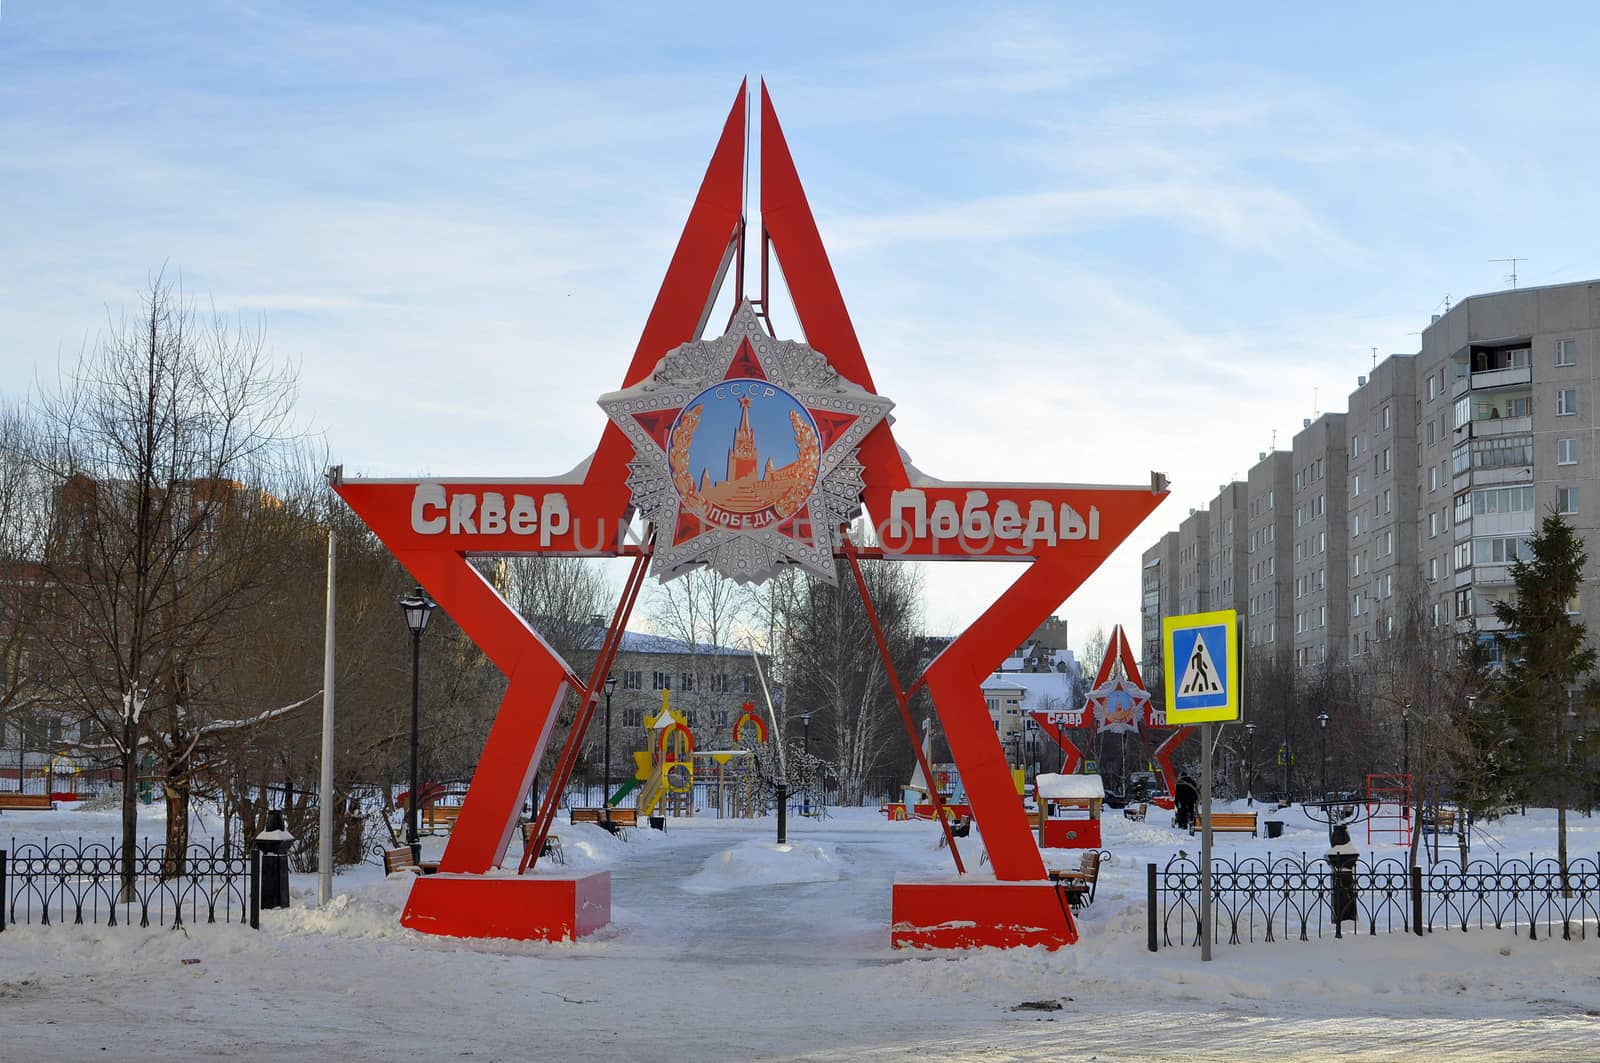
[
  {"x1": 398, "y1": 586, "x2": 436, "y2": 858},
  {"x1": 1317, "y1": 712, "x2": 1330, "y2": 798},
  {"x1": 603, "y1": 673, "x2": 617, "y2": 823},
  {"x1": 800, "y1": 712, "x2": 812, "y2": 814},
  {"x1": 1245, "y1": 722, "x2": 1256, "y2": 807},
  {"x1": 1283, "y1": 695, "x2": 1292, "y2": 800},
  {"x1": 1401, "y1": 702, "x2": 1410, "y2": 781}
]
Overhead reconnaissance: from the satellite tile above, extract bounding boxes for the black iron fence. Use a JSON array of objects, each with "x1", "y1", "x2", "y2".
[
  {"x1": 1149, "y1": 850, "x2": 1600, "y2": 950},
  {"x1": 1, "y1": 838, "x2": 259, "y2": 931}
]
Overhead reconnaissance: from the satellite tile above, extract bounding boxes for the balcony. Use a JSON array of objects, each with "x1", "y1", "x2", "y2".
[
  {"x1": 1456, "y1": 415, "x2": 1532, "y2": 441},
  {"x1": 1470, "y1": 365, "x2": 1532, "y2": 390}
]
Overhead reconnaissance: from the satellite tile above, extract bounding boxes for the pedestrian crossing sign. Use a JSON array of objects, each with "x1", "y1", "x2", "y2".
[{"x1": 1162, "y1": 610, "x2": 1240, "y2": 723}]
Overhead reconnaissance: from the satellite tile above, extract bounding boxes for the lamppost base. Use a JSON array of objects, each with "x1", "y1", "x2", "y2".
[
  {"x1": 891, "y1": 879, "x2": 1078, "y2": 950},
  {"x1": 399, "y1": 871, "x2": 611, "y2": 942}
]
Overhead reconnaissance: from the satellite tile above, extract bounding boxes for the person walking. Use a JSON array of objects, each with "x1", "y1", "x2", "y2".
[{"x1": 1174, "y1": 774, "x2": 1199, "y2": 831}]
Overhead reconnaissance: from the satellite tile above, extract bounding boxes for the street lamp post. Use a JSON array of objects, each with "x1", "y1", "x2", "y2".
[
  {"x1": 1317, "y1": 712, "x2": 1330, "y2": 798},
  {"x1": 800, "y1": 713, "x2": 812, "y2": 814},
  {"x1": 1245, "y1": 722, "x2": 1256, "y2": 807},
  {"x1": 1402, "y1": 702, "x2": 1410, "y2": 781},
  {"x1": 398, "y1": 586, "x2": 436, "y2": 861},
  {"x1": 603, "y1": 673, "x2": 617, "y2": 824},
  {"x1": 1282, "y1": 695, "x2": 1292, "y2": 801}
]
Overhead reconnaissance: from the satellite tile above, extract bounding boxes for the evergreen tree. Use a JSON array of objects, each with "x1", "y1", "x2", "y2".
[{"x1": 1489, "y1": 512, "x2": 1600, "y2": 880}]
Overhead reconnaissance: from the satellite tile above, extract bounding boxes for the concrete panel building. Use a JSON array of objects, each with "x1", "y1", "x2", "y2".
[
  {"x1": 1176, "y1": 508, "x2": 1211, "y2": 617},
  {"x1": 1417, "y1": 282, "x2": 1600, "y2": 650},
  {"x1": 1290, "y1": 413, "x2": 1348, "y2": 669},
  {"x1": 1345, "y1": 355, "x2": 1420, "y2": 659},
  {"x1": 1207, "y1": 481, "x2": 1249, "y2": 619},
  {"x1": 1141, "y1": 531, "x2": 1179, "y2": 678},
  {"x1": 1245, "y1": 450, "x2": 1294, "y2": 668}
]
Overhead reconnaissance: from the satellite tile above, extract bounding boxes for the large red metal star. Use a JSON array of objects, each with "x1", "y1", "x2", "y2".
[{"x1": 333, "y1": 81, "x2": 1167, "y2": 947}]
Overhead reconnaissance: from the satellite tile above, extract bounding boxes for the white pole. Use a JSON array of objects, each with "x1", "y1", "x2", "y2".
[{"x1": 318, "y1": 524, "x2": 337, "y2": 906}]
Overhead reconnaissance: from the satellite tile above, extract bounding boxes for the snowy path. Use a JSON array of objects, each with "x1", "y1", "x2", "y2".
[{"x1": 2, "y1": 808, "x2": 1597, "y2": 1060}]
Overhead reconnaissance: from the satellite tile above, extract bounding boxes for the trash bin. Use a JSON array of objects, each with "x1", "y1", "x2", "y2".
[
  {"x1": 1264, "y1": 820, "x2": 1284, "y2": 839},
  {"x1": 255, "y1": 810, "x2": 295, "y2": 911},
  {"x1": 1326, "y1": 824, "x2": 1360, "y2": 933}
]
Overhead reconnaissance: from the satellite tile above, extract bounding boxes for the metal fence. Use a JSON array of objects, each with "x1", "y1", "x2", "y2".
[
  {"x1": 1, "y1": 838, "x2": 259, "y2": 931},
  {"x1": 1148, "y1": 850, "x2": 1600, "y2": 950}
]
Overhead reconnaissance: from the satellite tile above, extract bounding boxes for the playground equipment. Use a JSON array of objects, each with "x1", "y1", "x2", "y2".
[
  {"x1": 1030, "y1": 625, "x2": 1190, "y2": 811},
  {"x1": 1035, "y1": 772, "x2": 1104, "y2": 849},
  {"x1": 1366, "y1": 773, "x2": 1412, "y2": 848},
  {"x1": 635, "y1": 693, "x2": 695, "y2": 818}
]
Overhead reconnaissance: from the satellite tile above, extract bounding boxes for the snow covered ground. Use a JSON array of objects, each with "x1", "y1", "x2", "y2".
[{"x1": 2, "y1": 799, "x2": 1598, "y2": 1061}]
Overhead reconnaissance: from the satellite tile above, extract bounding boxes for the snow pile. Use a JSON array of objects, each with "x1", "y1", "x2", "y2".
[{"x1": 679, "y1": 838, "x2": 844, "y2": 894}]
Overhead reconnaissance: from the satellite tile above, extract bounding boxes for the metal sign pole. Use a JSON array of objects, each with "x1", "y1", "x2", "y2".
[
  {"x1": 318, "y1": 524, "x2": 337, "y2": 906},
  {"x1": 1199, "y1": 719, "x2": 1213, "y2": 962}
]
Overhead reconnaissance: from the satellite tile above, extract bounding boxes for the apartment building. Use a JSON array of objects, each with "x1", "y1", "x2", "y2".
[
  {"x1": 1207, "y1": 481, "x2": 1249, "y2": 619},
  {"x1": 1176, "y1": 509, "x2": 1210, "y2": 617},
  {"x1": 1139, "y1": 278, "x2": 1600, "y2": 679},
  {"x1": 1245, "y1": 450, "x2": 1293, "y2": 667},
  {"x1": 1347, "y1": 355, "x2": 1421, "y2": 658},
  {"x1": 1140, "y1": 531, "x2": 1179, "y2": 677},
  {"x1": 1291, "y1": 413, "x2": 1349, "y2": 668},
  {"x1": 1417, "y1": 282, "x2": 1600, "y2": 647}
]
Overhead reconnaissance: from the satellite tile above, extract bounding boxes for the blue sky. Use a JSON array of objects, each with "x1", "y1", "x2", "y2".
[{"x1": 4, "y1": 3, "x2": 1599, "y2": 647}]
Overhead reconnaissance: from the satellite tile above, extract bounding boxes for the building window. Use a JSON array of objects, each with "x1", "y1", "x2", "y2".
[
  {"x1": 1455, "y1": 588, "x2": 1473, "y2": 618},
  {"x1": 1427, "y1": 420, "x2": 1436, "y2": 446},
  {"x1": 1556, "y1": 338, "x2": 1577, "y2": 367},
  {"x1": 1380, "y1": 530, "x2": 1392, "y2": 557},
  {"x1": 652, "y1": 672, "x2": 672, "y2": 691},
  {"x1": 1428, "y1": 557, "x2": 1439, "y2": 582},
  {"x1": 1428, "y1": 512, "x2": 1439, "y2": 537},
  {"x1": 1380, "y1": 448, "x2": 1392, "y2": 472},
  {"x1": 1382, "y1": 405, "x2": 1391, "y2": 430},
  {"x1": 1453, "y1": 493, "x2": 1471, "y2": 523},
  {"x1": 1352, "y1": 594, "x2": 1362, "y2": 617},
  {"x1": 740, "y1": 675, "x2": 755, "y2": 694},
  {"x1": 1351, "y1": 514, "x2": 1362, "y2": 537},
  {"x1": 1352, "y1": 474, "x2": 1361, "y2": 497},
  {"x1": 711, "y1": 673, "x2": 730, "y2": 693},
  {"x1": 1432, "y1": 602, "x2": 1442, "y2": 628},
  {"x1": 1557, "y1": 388, "x2": 1579, "y2": 417},
  {"x1": 1427, "y1": 375, "x2": 1438, "y2": 401},
  {"x1": 680, "y1": 672, "x2": 696, "y2": 692},
  {"x1": 1428, "y1": 466, "x2": 1438, "y2": 492},
  {"x1": 1474, "y1": 536, "x2": 1529, "y2": 565},
  {"x1": 1473, "y1": 485, "x2": 1535, "y2": 515},
  {"x1": 623, "y1": 708, "x2": 644, "y2": 727},
  {"x1": 1558, "y1": 438, "x2": 1579, "y2": 465},
  {"x1": 1559, "y1": 487, "x2": 1581, "y2": 515},
  {"x1": 1454, "y1": 541, "x2": 1472, "y2": 571},
  {"x1": 1383, "y1": 489, "x2": 1392, "y2": 515},
  {"x1": 623, "y1": 670, "x2": 644, "y2": 690}
]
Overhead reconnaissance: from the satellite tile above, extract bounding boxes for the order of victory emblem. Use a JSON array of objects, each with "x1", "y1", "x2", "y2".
[{"x1": 599, "y1": 299, "x2": 893, "y2": 584}]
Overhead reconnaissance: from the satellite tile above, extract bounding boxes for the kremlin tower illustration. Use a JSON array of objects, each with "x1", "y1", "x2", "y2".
[{"x1": 674, "y1": 390, "x2": 821, "y2": 521}]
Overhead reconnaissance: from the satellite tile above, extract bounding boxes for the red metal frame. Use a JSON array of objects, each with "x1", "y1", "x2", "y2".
[{"x1": 333, "y1": 81, "x2": 1167, "y2": 947}]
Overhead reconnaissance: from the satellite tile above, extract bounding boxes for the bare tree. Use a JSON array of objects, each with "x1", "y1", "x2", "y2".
[
  {"x1": 23, "y1": 274, "x2": 308, "y2": 889},
  {"x1": 780, "y1": 559, "x2": 923, "y2": 805}
]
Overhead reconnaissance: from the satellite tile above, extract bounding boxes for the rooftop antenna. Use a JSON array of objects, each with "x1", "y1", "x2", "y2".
[
  {"x1": 1490, "y1": 258, "x2": 1525, "y2": 289},
  {"x1": 1270, "y1": 428, "x2": 1277, "y2": 452},
  {"x1": 1371, "y1": 347, "x2": 1378, "y2": 370}
]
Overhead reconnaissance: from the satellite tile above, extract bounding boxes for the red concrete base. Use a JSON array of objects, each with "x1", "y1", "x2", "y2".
[
  {"x1": 400, "y1": 871, "x2": 610, "y2": 942},
  {"x1": 891, "y1": 879, "x2": 1078, "y2": 950},
  {"x1": 1042, "y1": 817, "x2": 1102, "y2": 849}
]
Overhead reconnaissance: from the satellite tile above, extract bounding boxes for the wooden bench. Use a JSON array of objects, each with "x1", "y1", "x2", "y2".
[
  {"x1": 1192, "y1": 812, "x2": 1258, "y2": 837},
  {"x1": 0, "y1": 793, "x2": 54, "y2": 812},
  {"x1": 570, "y1": 807, "x2": 636, "y2": 836},
  {"x1": 383, "y1": 846, "x2": 422, "y2": 876},
  {"x1": 421, "y1": 803, "x2": 461, "y2": 833},
  {"x1": 1049, "y1": 849, "x2": 1107, "y2": 911},
  {"x1": 519, "y1": 822, "x2": 564, "y2": 865},
  {"x1": 1123, "y1": 801, "x2": 1148, "y2": 822}
]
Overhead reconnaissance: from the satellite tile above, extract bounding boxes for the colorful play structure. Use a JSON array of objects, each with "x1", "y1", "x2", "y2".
[
  {"x1": 622, "y1": 694, "x2": 764, "y2": 819},
  {"x1": 331, "y1": 82, "x2": 1165, "y2": 948}
]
